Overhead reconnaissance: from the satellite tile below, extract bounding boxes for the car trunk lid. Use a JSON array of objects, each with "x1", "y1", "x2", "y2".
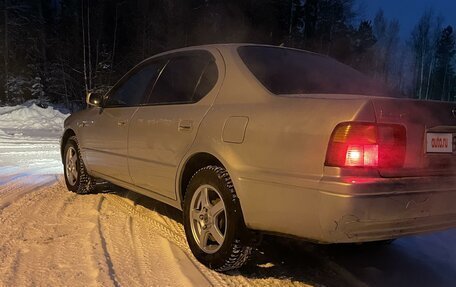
[{"x1": 371, "y1": 97, "x2": 456, "y2": 177}]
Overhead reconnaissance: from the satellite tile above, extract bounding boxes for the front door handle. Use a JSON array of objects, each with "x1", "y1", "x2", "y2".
[
  {"x1": 178, "y1": 120, "x2": 193, "y2": 132},
  {"x1": 117, "y1": 120, "x2": 127, "y2": 127},
  {"x1": 78, "y1": 120, "x2": 93, "y2": 128}
]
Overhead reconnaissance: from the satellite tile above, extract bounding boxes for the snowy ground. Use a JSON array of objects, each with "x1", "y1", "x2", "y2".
[{"x1": 0, "y1": 103, "x2": 455, "y2": 287}]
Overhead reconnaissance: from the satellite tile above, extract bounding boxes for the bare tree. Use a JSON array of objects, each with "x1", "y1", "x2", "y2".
[
  {"x1": 81, "y1": 0, "x2": 89, "y2": 96},
  {"x1": 3, "y1": 0, "x2": 8, "y2": 102},
  {"x1": 410, "y1": 9, "x2": 441, "y2": 99},
  {"x1": 87, "y1": 0, "x2": 92, "y2": 91},
  {"x1": 372, "y1": 10, "x2": 401, "y2": 87}
]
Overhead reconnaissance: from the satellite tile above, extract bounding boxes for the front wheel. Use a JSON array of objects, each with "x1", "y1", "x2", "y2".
[
  {"x1": 183, "y1": 166, "x2": 252, "y2": 271},
  {"x1": 63, "y1": 136, "x2": 96, "y2": 194}
]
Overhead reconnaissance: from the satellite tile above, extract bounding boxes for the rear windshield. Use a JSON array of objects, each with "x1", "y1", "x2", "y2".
[{"x1": 238, "y1": 46, "x2": 392, "y2": 97}]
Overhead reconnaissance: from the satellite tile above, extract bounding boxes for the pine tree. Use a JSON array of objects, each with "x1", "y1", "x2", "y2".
[
  {"x1": 433, "y1": 25, "x2": 455, "y2": 101},
  {"x1": 302, "y1": 0, "x2": 357, "y2": 62},
  {"x1": 351, "y1": 20, "x2": 376, "y2": 73}
]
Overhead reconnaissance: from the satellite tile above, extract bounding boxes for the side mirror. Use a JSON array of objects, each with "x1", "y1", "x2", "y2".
[{"x1": 86, "y1": 92, "x2": 102, "y2": 108}]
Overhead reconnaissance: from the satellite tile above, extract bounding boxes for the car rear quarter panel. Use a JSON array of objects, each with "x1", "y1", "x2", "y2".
[{"x1": 188, "y1": 46, "x2": 378, "y2": 240}]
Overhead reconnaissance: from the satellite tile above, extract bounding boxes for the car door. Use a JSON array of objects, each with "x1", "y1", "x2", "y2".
[
  {"x1": 80, "y1": 61, "x2": 164, "y2": 183},
  {"x1": 128, "y1": 49, "x2": 222, "y2": 199}
]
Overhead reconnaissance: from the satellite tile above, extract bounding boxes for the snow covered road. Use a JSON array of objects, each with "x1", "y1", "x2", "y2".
[
  {"x1": 0, "y1": 174, "x2": 321, "y2": 286},
  {"x1": 0, "y1": 175, "x2": 264, "y2": 287},
  {"x1": 1, "y1": 172, "x2": 456, "y2": 287},
  {"x1": 0, "y1": 103, "x2": 455, "y2": 287}
]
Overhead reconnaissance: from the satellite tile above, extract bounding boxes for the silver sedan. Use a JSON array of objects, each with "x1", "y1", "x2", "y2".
[{"x1": 61, "y1": 44, "x2": 456, "y2": 271}]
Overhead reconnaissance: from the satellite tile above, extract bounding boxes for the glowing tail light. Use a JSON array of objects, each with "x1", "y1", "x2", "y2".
[
  {"x1": 325, "y1": 122, "x2": 406, "y2": 168},
  {"x1": 345, "y1": 144, "x2": 379, "y2": 167}
]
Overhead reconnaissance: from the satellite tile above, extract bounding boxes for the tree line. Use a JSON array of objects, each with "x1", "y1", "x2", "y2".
[{"x1": 0, "y1": 0, "x2": 455, "y2": 110}]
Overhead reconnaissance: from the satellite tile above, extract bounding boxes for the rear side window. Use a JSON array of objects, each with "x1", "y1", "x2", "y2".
[
  {"x1": 194, "y1": 61, "x2": 218, "y2": 102},
  {"x1": 105, "y1": 61, "x2": 163, "y2": 107},
  {"x1": 147, "y1": 52, "x2": 217, "y2": 105},
  {"x1": 238, "y1": 46, "x2": 391, "y2": 97}
]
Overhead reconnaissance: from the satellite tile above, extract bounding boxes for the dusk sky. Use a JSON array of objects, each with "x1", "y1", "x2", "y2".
[{"x1": 365, "y1": 0, "x2": 456, "y2": 38}]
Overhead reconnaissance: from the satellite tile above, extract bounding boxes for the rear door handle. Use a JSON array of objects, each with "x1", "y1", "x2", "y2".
[
  {"x1": 178, "y1": 120, "x2": 193, "y2": 132},
  {"x1": 117, "y1": 120, "x2": 127, "y2": 127}
]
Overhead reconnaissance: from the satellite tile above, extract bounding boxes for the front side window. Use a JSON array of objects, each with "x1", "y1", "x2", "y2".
[
  {"x1": 105, "y1": 62, "x2": 164, "y2": 107},
  {"x1": 147, "y1": 52, "x2": 216, "y2": 105}
]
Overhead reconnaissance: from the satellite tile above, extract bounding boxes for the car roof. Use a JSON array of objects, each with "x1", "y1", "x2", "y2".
[{"x1": 144, "y1": 43, "x2": 322, "y2": 61}]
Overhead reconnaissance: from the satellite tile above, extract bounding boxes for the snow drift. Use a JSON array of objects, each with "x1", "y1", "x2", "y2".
[
  {"x1": 0, "y1": 102, "x2": 69, "y2": 131},
  {"x1": 0, "y1": 102, "x2": 70, "y2": 175}
]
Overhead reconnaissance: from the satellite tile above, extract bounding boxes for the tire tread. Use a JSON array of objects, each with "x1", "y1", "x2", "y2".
[
  {"x1": 66, "y1": 136, "x2": 96, "y2": 194},
  {"x1": 185, "y1": 165, "x2": 252, "y2": 272}
]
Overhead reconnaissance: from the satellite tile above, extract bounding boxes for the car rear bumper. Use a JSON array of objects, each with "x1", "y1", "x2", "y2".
[
  {"x1": 237, "y1": 174, "x2": 456, "y2": 243},
  {"x1": 318, "y1": 183, "x2": 456, "y2": 243},
  {"x1": 333, "y1": 213, "x2": 456, "y2": 242}
]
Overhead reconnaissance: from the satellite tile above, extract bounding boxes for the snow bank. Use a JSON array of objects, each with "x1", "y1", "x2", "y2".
[
  {"x1": 0, "y1": 103, "x2": 69, "y2": 131},
  {"x1": 0, "y1": 102, "x2": 69, "y2": 174}
]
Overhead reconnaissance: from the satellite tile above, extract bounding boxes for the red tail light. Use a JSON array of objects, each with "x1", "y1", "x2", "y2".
[{"x1": 325, "y1": 122, "x2": 406, "y2": 168}]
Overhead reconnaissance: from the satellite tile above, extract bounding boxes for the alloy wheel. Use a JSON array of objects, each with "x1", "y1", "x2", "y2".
[
  {"x1": 65, "y1": 146, "x2": 78, "y2": 186},
  {"x1": 189, "y1": 184, "x2": 227, "y2": 254}
]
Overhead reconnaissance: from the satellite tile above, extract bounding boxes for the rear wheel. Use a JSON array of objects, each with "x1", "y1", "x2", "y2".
[
  {"x1": 63, "y1": 136, "x2": 96, "y2": 194},
  {"x1": 183, "y1": 166, "x2": 252, "y2": 271}
]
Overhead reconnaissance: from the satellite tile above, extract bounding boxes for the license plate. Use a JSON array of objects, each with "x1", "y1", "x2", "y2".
[{"x1": 426, "y1": 133, "x2": 453, "y2": 153}]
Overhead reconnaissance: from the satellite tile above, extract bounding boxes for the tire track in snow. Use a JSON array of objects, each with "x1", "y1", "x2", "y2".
[
  {"x1": 96, "y1": 197, "x2": 122, "y2": 287},
  {"x1": 0, "y1": 177, "x2": 33, "y2": 200},
  {"x1": 96, "y1": 197, "x2": 147, "y2": 286},
  {"x1": 120, "y1": 190, "x2": 208, "y2": 286},
  {"x1": 99, "y1": 194, "x2": 203, "y2": 286},
  {"x1": 103, "y1": 193, "x2": 305, "y2": 287},
  {"x1": 103, "y1": 194, "x2": 228, "y2": 286},
  {"x1": 0, "y1": 175, "x2": 57, "y2": 211},
  {"x1": 126, "y1": 215, "x2": 149, "y2": 287},
  {"x1": 116, "y1": 192, "x2": 230, "y2": 286},
  {"x1": 0, "y1": 175, "x2": 102, "y2": 287},
  {"x1": 0, "y1": 176, "x2": 57, "y2": 225},
  {"x1": 0, "y1": 168, "x2": 31, "y2": 186},
  {"x1": 0, "y1": 178, "x2": 60, "y2": 273},
  {"x1": 0, "y1": 172, "x2": 45, "y2": 193}
]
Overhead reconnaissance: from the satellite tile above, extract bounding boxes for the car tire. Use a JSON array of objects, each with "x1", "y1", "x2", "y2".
[
  {"x1": 63, "y1": 136, "x2": 96, "y2": 194},
  {"x1": 183, "y1": 166, "x2": 252, "y2": 272}
]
